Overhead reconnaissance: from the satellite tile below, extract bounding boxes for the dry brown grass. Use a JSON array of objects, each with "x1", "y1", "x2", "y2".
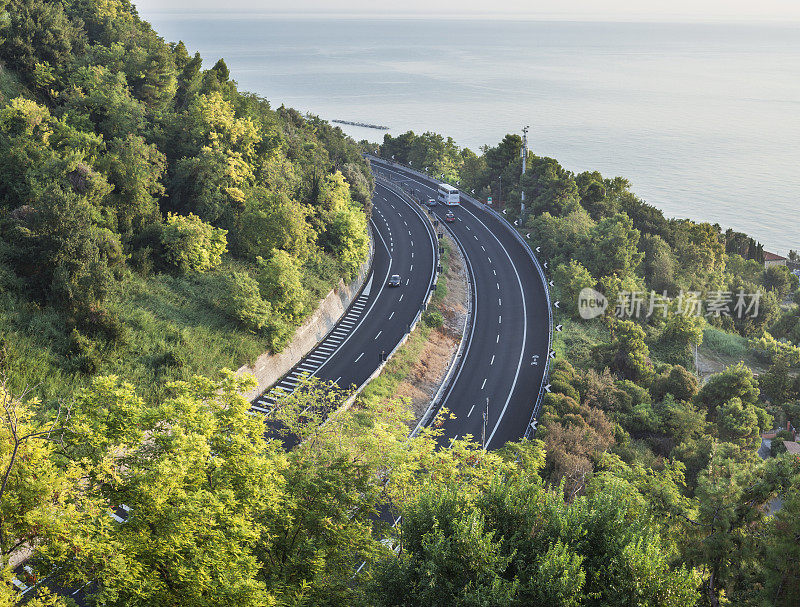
[{"x1": 395, "y1": 231, "x2": 468, "y2": 423}]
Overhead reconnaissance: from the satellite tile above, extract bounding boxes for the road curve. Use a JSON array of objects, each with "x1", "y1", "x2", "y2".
[
  {"x1": 251, "y1": 181, "x2": 438, "y2": 413},
  {"x1": 370, "y1": 158, "x2": 551, "y2": 448}
]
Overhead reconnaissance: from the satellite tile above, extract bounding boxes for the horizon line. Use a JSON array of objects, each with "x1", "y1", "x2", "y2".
[{"x1": 138, "y1": 10, "x2": 800, "y2": 25}]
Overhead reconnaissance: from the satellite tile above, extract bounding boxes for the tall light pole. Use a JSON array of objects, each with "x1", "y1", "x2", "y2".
[
  {"x1": 498, "y1": 175, "x2": 502, "y2": 208},
  {"x1": 520, "y1": 125, "x2": 529, "y2": 215},
  {"x1": 482, "y1": 397, "x2": 489, "y2": 449}
]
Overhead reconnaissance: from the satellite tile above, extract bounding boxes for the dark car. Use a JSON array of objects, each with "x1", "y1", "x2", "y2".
[
  {"x1": 387, "y1": 274, "x2": 401, "y2": 287},
  {"x1": 426, "y1": 198, "x2": 437, "y2": 207},
  {"x1": 445, "y1": 211, "x2": 455, "y2": 222}
]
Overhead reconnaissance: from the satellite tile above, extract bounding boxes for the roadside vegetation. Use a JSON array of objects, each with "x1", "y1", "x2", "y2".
[
  {"x1": 0, "y1": 0, "x2": 372, "y2": 401},
  {"x1": 376, "y1": 130, "x2": 800, "y2": 605}
]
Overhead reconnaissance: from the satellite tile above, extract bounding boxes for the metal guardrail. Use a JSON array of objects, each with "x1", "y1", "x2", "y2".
[{"x1": 367, "y1": 155, "x2": 553, "y2": 440}]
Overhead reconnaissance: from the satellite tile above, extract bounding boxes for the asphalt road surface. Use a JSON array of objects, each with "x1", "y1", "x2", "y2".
[
  {"x1": 370, "y1": 159, "x2": 551, "y2": 449},
  {"x1": 250, "y1": 181, "x2": 438, "y2": 415}
]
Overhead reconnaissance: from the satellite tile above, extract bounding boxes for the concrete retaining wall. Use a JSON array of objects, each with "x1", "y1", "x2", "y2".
[{"x1": 236, "y1": 238, "x2": 373, "y2": 402}]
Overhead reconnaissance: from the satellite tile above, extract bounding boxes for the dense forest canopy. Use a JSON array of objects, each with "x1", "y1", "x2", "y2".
[
  {"x1": 0, "y1": 0, "x2": 373, "y2": 399},
  {"x1": 373, "y1": 129, "x2": 800, "y2": 606}
]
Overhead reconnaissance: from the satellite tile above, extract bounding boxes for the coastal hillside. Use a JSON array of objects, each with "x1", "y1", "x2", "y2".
[
  {"x1": 0, "y1": 0, "x2": 372, "y2": 400},
  {"x1": 0, "y1": 3, "x2": 799, "y2": 607}
]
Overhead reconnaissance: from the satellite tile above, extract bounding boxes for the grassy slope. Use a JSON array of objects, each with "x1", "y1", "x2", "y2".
[{"x1": 0, "y1": 251, "x2": 357, "y2": 403}]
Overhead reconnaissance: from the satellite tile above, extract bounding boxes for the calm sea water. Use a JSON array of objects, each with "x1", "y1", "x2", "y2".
[{"x1": 146, "y1": 16, "x2": 800, "y2": 254}]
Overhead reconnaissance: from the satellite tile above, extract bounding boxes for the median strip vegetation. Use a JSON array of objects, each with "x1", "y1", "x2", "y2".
[{"x1": 358, "y1": 232, "x2": 468, "y2": 428}]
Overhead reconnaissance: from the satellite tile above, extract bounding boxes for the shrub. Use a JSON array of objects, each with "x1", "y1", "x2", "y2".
[
  {"x1": 770, "y1": 430, "x2": 793, "y2": 457},
  {"x1": 652, "y1": 365, "x2": 699, "y2": 402},
  {"x1": 220, "y1": 271, "x2": 271, "y2": 333},
  {"x1": 161, "y1": 212, "x2": 227, "y2": 273},
  {"x1": 423, "y1": 310, "x2": 444, "y2": 328}
]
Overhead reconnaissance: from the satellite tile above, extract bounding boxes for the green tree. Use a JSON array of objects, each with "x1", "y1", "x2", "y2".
[
  {"x1": 762, "y1": 480, "x2": 800, "y2": 606},
  {"x1": 762, "y1": 264, "x2": 795, "y2": 298},
  {"x1": 716, "y1": 397, "x2": 762, "y2": 449},
  {"x1": 320, "y1": 204, "x2": 369, "y2": 279},
  {"x1": 658, "y1": 312, "x2": 705, "y2": 364},
  {"x1": 62, "y1": 64, "x2": 146, "y2": 140},
  {"x1": 0, "y1": 382, "x2": 82, "y2": 574},
  {"x1": 588, "y1": 213, "x2": 643, "y2": 278},
  {"x1": 0, "y1": 0, "x2": 86, "y2": 92},
  {"x1": 258, "y1": 249, "x2": 308, "y2": 325},
  {"x1": 161, "y1": 212, "x2": 227, "y2": 273},
  {"x1": 237, "y1": 189, "x2": 314, "y2": 261},
  {"x1": 553, "y1": 260, "x2": 596, "y2": 319},
  {"x1": 641, "y1": 234, "x2": 678, "y2": 294},
  {"x1": 98, "y1": 134, "x2": 166, "y2": 234},
  {"x1": 610, "y1": 320, "x2": 654, "y2": 385},
  {"x1": 696, "y1": 363, "x2": 759, "y2": 413},
  {"x1": 53, "y1": 373, "x2": 281, "y2": 607},
  {"x1": 220, "y1": 271, "x2": 272, "y2": 332},
  {"x1": 651, "y1": 365, "x2": 699, "y2": 402}
]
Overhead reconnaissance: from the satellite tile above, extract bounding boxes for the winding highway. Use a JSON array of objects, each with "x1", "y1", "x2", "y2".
[
  {"x1": 251, "y1": 181, "x2": 438, "y2": 414},
  {"x1": 369, "y1": 158, "x2": 551, "y2": 448},
  {"x1": 251, "y1": 157, "x2": 551, "y2": 450}
]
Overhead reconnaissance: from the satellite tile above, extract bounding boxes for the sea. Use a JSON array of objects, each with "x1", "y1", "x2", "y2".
[{"x1": 145, "y1": 16, "x2": 800, "y2": 255}]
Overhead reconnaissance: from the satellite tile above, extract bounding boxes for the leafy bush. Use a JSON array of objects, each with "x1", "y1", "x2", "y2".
[
  {"x1": 423, "y1": 310, "x2": 443, "y2": 328},
  {"x1": 770, "y1": 430, "x2": 794, "y2": 457},
  {"x1": 161, "y1": 212, "x2": 227, "y2": 273},
  {"x1": 220, "y1": 271, "x2": 271, "y2": 333}
]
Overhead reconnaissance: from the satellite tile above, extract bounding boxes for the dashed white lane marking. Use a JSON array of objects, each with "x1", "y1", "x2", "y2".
[
  {"x1": 406, "y1": 278, "x2": 410, "y2": 285},
  {"x1": 493, "y1": 269, "x2": 496, "y2": 275},
  {"x1": 499, "y1": 315, "x2": 502, "y2": 324},
  {"x1": 481, "y1": 245, "x2": 485, "y2": 251},
  {"x1": 399, "y1": 294, "x2": 404, "y2": 302},
  {"x1": 389, "y1": 311, "x2": 395, "y2": 320},
  {"x1": 497, "y1": 334, "x2": 500, "y2": 343},
  {"x1": 499, "y1": 298, "x2": 502, "y2": 306},
  {"x1": 375, "y1": 330, "x2": 383, "y2": 340},
  {"x1": 490, "y1": 355, "x2": 495, "y2": 365},
  {"x1": 497, "y1": 282, "x2": 500, "y2": 289},
  {"x1": 408, "y1": 230, "x2": 412, "y2": 236},
  {"x1": 355, "y1": 353, "x2": 364, "y2": 362},
  {"x1": 410, "y1": 264, "x2": 413, "y2": 271},
  {"x1": 411, "y1": 240, "x2": 414, "y2": 247},
  {"x1": 466, "y1": 226, "x2": 471, "y2": 230},
  {"x1": 481, "y1": 378, "x2": 487, "y2": 389},
  {"x1": 474, "y1": 235, "x2": 478, "y2": 240},
  {"x1": 411, "y1": 252, "x2": 414, "y2": 258},
  {"x1": 468, "y1": 405, "x2": 475, "y2": 417},
  {"x1": 488, "y1": 257, "x2": 492, "y2": 263}
]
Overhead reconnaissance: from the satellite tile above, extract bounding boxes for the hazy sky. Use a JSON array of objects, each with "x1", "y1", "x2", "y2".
[{"x1": 135, "y1": 0, "x2": 800, "y2": 21}]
